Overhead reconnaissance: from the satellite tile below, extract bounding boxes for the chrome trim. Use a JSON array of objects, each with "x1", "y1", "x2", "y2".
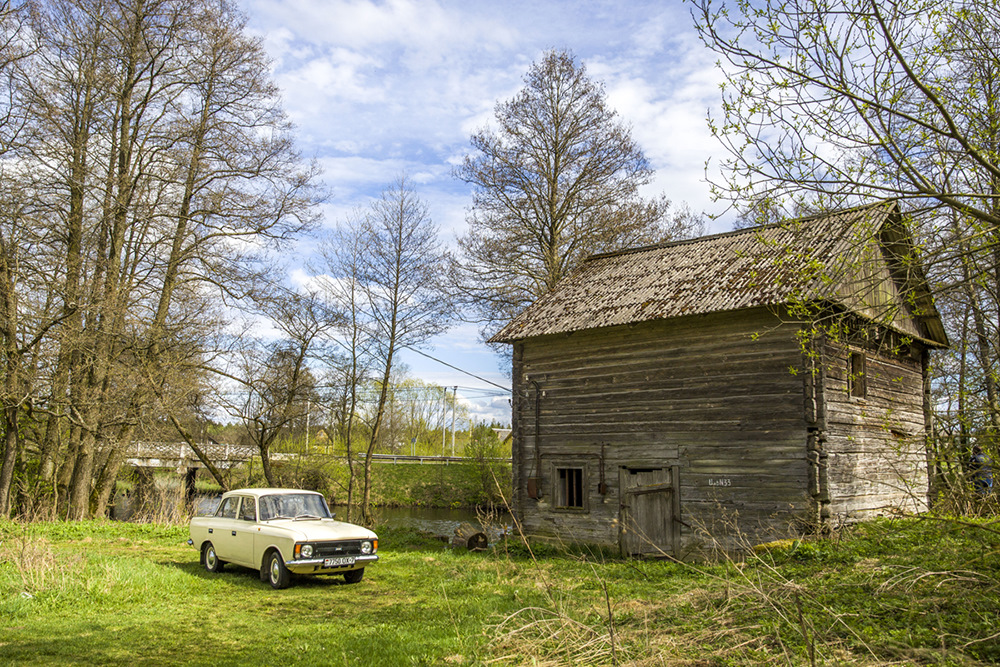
[{"x1": 285, "y1": 554, "x2": 379, "y2": 569}]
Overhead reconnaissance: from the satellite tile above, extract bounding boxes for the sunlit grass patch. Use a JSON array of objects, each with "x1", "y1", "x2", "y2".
[{"x1": 0, "y1": 516, "x2": 998, "y2": 665}]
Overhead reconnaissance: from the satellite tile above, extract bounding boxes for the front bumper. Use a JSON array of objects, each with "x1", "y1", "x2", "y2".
[{"x1": 285, "y1": 553, "x2": 379, "y2": 574}]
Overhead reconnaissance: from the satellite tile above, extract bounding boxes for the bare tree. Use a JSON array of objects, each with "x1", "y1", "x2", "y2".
[
  {"x1": 0, "y1": 0, "x2": 31, "y2": 155},
  {"x1": 143, "y1": 0, "x2": 320, "y2": 489},
  {"x1": 315, "y1": 218, "x2": 376, "y2": 521},
  {"x1": 317, "y1": 181, "x2": 452, "y2": 523},
  {"x1": 356, "y1": 177, "x2": 451, "y2": 524},
  {"x1": 0, "y1": 1, "x2": 35, "y2": 515},
  {"x1": 693, "y1": 0, "x2": 1000, "y2": 440},
  {"x1": 0, "y1": 184, "x2": 38, "y2": 515},
  {"x1": 218, "y1": 290, "x2": 334, "y2": 487},
  {"x1": 453, "y1": 49, "x2": 704, "y2": 334},
  {"x1": 694, "y1": 0, "x2": 1000, "y2": 223},
  {"x1": 0, "y1": 0, "x2": 319, "y2": 518}
]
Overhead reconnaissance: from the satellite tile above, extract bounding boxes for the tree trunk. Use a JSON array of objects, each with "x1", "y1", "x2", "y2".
[
  {"x1": 0, "y1": 406, "x2": 19, "y2": 517},
  {"x1": 132, "y1": 466, "x2": 155, "y2": 520},
  {"x1": 452, "y1": 522, "x2": 489, "y2": 551},
  {"x1": 362, "y1": 340, "x2": 395, "y2": 526},
  {"x1": 0, "y1": 231, "x2": 21, "y2": 516},
  {"x1": 93, "y1": 434, "x2": 129, "y2": 519},
  {"x1": 67, "y1": 429, "x2": 96, "y2": 519},
  {"x1": 57, "y1": 419, "x2": 81, "y2": 516},
  {"x1": 260, "y1": 440, "x2": 276, "y2": 487},
  {"x1": 168, "y1": 414, "x2": 228, "y2": 491},
  {"x1": 40, "y1": 77, "x2": 92, "y2": 488},
  {"x1": 958, "y1": 236, "x2": 1000, "y2": 433}
]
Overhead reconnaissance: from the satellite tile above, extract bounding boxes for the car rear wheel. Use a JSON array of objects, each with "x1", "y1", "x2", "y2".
[
  {"x1": 267, "y1": 551, "x2": 291, "y2": 589},
  {"x1": 203, "y1": 542, "x2": 225, "y2": 573},
  {"x1": 344, "y1": 568, "x2": 364, "y2": 584}
]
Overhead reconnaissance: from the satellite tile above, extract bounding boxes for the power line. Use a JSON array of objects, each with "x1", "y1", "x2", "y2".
[
  {"x1": 454, "y1": 387, "x2": 510, "y2": 396},
  {"x1": 207, "y1": 252, "x2": 511, "y2": 395},
  {"x1": 403, "y1": 347, "x2": 510, "y2": 392}
]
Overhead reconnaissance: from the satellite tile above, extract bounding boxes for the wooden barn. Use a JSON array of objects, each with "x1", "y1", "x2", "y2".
[{"x1": 490, "y1": 202, "x2": 948, "y2": 557}]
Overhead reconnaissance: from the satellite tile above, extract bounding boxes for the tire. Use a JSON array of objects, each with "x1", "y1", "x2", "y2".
[
  {"x1": 344, "y1": 568, "x2": 364, "y2": 584},
  {"x1": 202, "y1": 542, "x2": 225, "y2": 573},
  {"x1": 267, "y1": 550, "x2": 292, "y2": 589}
]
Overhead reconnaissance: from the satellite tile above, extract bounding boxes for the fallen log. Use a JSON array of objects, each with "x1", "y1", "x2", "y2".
[{"x1": 452, "y1": 522, "x2": 488, "y2": 551}]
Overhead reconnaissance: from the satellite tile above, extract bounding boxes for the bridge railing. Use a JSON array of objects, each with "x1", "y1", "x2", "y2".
[
  {"x1": 125, "y1": 442, "x2": 510, "y2": 469},
  {"x1": 127, "y1": 441, "x2": 257, "y2": 463}
]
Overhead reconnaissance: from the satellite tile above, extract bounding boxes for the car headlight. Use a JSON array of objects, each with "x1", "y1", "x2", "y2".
[
  {"x1": 360, "y1": 540, "x2": 372, "y2": 555},
  {"x1": 300, "y1": 544, "x2": 314, "y2": 559}
]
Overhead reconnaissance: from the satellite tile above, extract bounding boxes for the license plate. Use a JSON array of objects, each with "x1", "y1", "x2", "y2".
[{"x1": 323, "y1": 556, "x2": 355, "y2": 567}]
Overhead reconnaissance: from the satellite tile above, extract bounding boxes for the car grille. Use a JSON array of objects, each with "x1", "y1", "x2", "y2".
[{"x1": 312, "y1": 540, "x2": 364, "y2": 557}]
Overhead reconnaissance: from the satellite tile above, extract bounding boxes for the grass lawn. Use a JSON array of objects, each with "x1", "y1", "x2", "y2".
[{"x1": 1, "y1": 517, "x2": 998, "y2": 665}]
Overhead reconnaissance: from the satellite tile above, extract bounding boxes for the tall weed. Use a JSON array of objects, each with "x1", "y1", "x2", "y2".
[{"x1": 0, "y1": 524, "x2": 83, "y2": 595}]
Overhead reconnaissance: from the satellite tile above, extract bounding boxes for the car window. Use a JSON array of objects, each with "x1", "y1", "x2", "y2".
[
  {"x1": 216, "y1": 497, "x2": 238, "y2": 519},
  {"x1": 238, "y1": 497, "x2": 256, "y2": 522},
  {"x1": 258, "y1": 493, "x2": 331, "y2": 520},
  {"x1": 259, "y1": 496, "x2": 277, "y2": 521}
]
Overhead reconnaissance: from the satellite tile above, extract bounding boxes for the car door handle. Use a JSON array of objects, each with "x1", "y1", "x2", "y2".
[
  {"x1": 232, "y1": 531, "x2": 237, "y2": 536},
  {"x1": 208, "y1": 528, "x2": 213, "y2": 534}
]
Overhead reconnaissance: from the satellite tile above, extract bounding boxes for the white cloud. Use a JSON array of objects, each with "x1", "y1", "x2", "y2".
[
  {"x1": 251, "y1": 0, "x2": 516, "y2": 54},
  {"x1": 240, "y1": 0, "x2": 738, "y2": 395}
]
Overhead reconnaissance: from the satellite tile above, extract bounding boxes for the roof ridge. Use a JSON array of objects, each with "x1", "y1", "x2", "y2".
[
  {"x1": 487, "y1": 199, "x2": 942, "y2": 346},
  {"x1": 584, "y1": 200, "x2": 894, "y2": 263}
]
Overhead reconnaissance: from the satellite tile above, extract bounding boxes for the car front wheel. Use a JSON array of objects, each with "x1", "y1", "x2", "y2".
[
  {"x1": 203, "y1": 542, "x2": 225, "y2": 573},
  {"x1": 344, "y1": 568, "x2": 364, "y2": 584},
  {"x1": 267, "y1": 551, "x2": 291, "y2": 589}
]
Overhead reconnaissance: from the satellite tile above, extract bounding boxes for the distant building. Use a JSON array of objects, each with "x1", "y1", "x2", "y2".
[
  {"x1": 492, "y1": 428, "x2": 513, "y2": 443},
  {"x1": 490, "y1": 202, "x2": 947, "y2": 557}
]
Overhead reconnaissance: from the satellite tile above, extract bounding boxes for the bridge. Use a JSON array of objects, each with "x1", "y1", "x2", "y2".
[
  {"x1": 125, "y1": 441, "x2": 258, "y2": 471},
  {"x1": 119, "y1": 441, "x2": 509, "y2": 514},
  {"x1": 124, "y1": 442, "x2": 509, "y2": 473}
]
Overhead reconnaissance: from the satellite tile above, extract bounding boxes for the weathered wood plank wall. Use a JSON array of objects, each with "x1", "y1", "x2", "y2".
[
  {"x1": 511, "y1": 307, "x2": 814, "y2": 555},
  {"x1": 819, "y1": 339, "x2": 929, "y2": 520}
]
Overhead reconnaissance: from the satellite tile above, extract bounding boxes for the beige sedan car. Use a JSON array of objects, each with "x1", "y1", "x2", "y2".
[{"x1": 189, "y1": 488, "x2": 378, "y2": 589}]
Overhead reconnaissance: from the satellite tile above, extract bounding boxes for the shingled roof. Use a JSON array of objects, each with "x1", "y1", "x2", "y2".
[{"x1": 489, "y1": 201, "x2": 948, "y2": 347}]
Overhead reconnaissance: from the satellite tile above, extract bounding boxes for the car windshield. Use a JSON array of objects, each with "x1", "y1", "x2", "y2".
[{"x1": 258, "y1": 493, "x2": 331, "y2": 521}]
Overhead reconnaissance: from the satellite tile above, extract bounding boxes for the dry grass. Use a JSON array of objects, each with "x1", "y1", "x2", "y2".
[
  {"x1": 124, "y1": 474, "x2": 190, "y2": 524},
  {"x1": 0, "y1": 529, "x2": 81, "y2": 593},
  {"x1": 487, "y1": 606, "x2": 619, "y2": 665}
]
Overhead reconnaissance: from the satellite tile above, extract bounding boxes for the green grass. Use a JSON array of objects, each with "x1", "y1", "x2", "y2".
[
  {"x1": 305, "y1": 459, "x2": 509, "y2": 509},
  {"x1": 1, "y1": 516, "x2": 999, "y2": 665},
  {"x1": 369, "y1": 462, "x2": 506, "y2": 508}
]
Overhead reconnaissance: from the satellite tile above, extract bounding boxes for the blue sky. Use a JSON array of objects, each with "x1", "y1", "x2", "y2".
[{"x1": 242, "y1": 0, "x2": 733, "y2": 423}]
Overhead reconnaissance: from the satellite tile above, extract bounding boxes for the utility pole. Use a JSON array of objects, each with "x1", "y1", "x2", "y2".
[
  {"x1": 441, "y1": 386, "x2": 447, "y2": 456},
  {"x1": 451, "y1": 386, "x2": 458, "y2": 456}
]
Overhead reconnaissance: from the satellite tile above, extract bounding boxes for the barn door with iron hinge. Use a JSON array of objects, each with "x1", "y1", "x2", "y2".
[{"x1": 619, "y1": 467, "x2": 678, "y2": 558}]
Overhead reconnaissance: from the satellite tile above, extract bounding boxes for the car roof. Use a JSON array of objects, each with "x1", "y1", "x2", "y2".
[{"x1": 223, "y1": 488, "x2": 324, "y2": 498}]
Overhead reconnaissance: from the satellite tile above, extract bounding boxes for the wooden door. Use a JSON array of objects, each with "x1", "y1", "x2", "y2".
[{"x1": 620, "y1": 467, "x2": 677, "y2": 557}]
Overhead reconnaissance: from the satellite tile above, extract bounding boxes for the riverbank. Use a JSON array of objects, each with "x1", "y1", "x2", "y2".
[
  {"x1": 207, "y1": 457, "x2": 511, "y2": 510},
  {"x1": 113, "y1": 458, "x2": 510, "y2": 526},
  {"x1": 1, "y1": 516, "x2": 998, "y2": 665},
  {"x1": 364, "y1": 460, "x2": 509, "y2": 508}
]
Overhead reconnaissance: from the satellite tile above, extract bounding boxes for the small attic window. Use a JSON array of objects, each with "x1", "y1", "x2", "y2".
[{"x1": 848, "y1": 351, "x2": 867, "y2": 399}]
